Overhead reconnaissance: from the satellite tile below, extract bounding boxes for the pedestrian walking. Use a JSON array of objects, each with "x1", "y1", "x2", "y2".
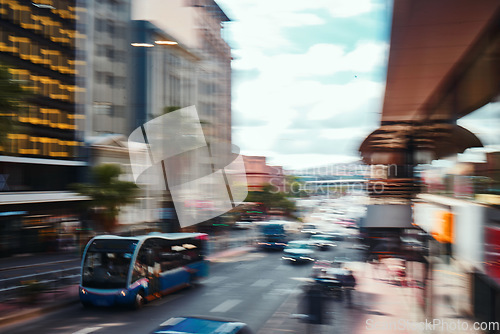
[{"x1": 343, "y1": 268, "x2": 356, "y2": 307}]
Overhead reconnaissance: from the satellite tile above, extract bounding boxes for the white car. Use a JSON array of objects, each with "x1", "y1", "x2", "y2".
[
  {"x1": 234, "y1": 221, "x2": 253, "y2": 229},
  {"x1": 282, "y1": 240, "x2": 315, "y2": 263},
  {"x1": 300, "y1": 224, "x2": 318, "y2": 235}
]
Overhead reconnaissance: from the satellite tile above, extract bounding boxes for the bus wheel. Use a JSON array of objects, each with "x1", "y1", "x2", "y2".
[{"x1": 133, "y1": 291, "x2": 145, "y2": 310}]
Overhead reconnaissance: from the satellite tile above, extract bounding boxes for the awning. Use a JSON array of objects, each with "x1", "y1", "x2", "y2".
[
  {"x1": 360, "y1": 0, "x2": 500, "y2": 161},
  {"x1": 360, "y1": 122, "x2": 483, "y2": 164},
  {"x1": 382, "y1": 0, "x2": 500, "y2": 122}
]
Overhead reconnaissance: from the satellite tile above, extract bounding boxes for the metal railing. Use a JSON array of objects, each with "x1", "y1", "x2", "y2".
[{"x1": 0, "y1": 266, "x2": 80, "y2": 302}]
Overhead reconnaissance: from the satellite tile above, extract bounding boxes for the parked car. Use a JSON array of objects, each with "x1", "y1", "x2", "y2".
[
  {"x1": 152, "y1": 316, "x2": 253, "y2": 334},
  {"x1": 282, "y1": 240, "x2": 315, "y2": 263}
]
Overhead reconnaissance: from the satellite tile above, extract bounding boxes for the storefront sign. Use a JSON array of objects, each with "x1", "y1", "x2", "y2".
[
  {"x1": 484, "y1": 226, "x2": 500, "y2": 285},
  {"x1": 431, "y1": 211, "x2": 453, "y2": 243}
]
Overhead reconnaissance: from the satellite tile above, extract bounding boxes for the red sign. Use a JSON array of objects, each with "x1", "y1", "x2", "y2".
[{"x1": 485, "y1": 226, "x2": 500, "y2": 285}]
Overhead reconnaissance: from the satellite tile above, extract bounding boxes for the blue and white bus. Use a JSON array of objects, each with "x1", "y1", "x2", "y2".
[{"x1": 79, "y1": 232, "x2": 209, "y2": 309}]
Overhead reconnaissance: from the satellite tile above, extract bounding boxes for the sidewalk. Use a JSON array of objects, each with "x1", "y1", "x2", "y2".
[
  {"x1": 0, "y1": 284, "x2": 79, "y2": 328},
  {"x1": 258, "y1": 261, "x2": 424, "y2": 334},
  {"x1": 0, "y1": 245, "x2": 255, "y2": 329},
  {"x1": 257, "y1": 260, "x2": 487, "y2": 334}
]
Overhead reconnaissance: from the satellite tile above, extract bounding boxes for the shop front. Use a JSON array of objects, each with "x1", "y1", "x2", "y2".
[
  {"x1": 412, "y1": 196, "x2": 483, "y2": 320},
  {"x1": 0, "y1": 194, "x2": 89, "y2": 257}
]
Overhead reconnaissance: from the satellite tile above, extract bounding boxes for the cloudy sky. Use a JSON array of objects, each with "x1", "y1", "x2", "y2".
[{"x1": 216, "y1": 0, "x2": 392, "y2": 170}]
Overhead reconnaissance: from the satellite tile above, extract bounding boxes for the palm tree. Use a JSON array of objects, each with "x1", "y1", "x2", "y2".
[
  {"x1": 0, "y1": 63, "x2": 28, "y2": 147},
  {"x1": 73, "y1": 164, "x2": 139, "y2": 233}
]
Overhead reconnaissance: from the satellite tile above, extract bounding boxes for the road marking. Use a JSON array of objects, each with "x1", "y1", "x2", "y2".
[
  {"x1": 289, "y1": 277, "x2": 315, "y2": 283},
  {"x1": 202, "y1": 276, "x2": 227, "y2": 284},
  {"x1": 72, "y1": 327, "x2": 103, "y2": 334},
  {"x1": 251, "y1": 279, "x2": 274, "y2": 287},
  {"x1": 210, "y1": 299, "x2": 242, "y2": 312},
  {"x1": 268, "y1": 288, "x2": 301, "y2": 295},
  {"x1": 100, "y1": 323, "x2": 129, "y2": 327}
]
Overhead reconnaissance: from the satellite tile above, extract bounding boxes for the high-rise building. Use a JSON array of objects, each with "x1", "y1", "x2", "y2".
[
  {"x1": 132, "y1": 0, "x2": 232, "y2": 161},
  {"x1": 0, "y1": 0, "x2": 87, "y2": 255},
  {"x1": 130, "y1": 1, "x2": 233, "y2": 231},
  {"x1": 80, "y1": 0, "x2": 132, "y2": 137}
]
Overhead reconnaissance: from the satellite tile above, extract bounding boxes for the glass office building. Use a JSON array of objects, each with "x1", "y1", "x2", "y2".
[{"x1": 0, "y1": 0, "x2": 87, "y2": 255}]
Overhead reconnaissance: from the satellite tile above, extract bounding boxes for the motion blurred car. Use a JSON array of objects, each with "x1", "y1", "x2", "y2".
[
  {"x1": 152, "y1": 316, "x2": 253, "y2": 334},
  {"x1": 338, "y1": 219, "x2": 357, "y2": 229},
  {"x1": 324, "y1": 231, "x2": 348, "y2": 241},
  {"x1": 300, "y1": 224, "x2": 318, "y2": 235},
  {"x1": 311, "y1": 261, "x2": 354, "y2": 299},
  {"x1": 309, "y1": 234, "x2": 337, "y2": 251},
  {"x1": 233, "y1": 221, "x2": 253, "y2": 229},
  {"x1": 282, "y1": 240, "x2": 315, "y2": 263}
]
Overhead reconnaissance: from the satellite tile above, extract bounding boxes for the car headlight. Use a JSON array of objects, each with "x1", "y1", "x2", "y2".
[{"x1": 80, "y1": 288, "x2": 87, "y2": 294}]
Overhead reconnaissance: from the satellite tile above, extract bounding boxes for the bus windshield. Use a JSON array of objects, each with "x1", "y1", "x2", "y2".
[{"x1": 82, "y1": 239, "x2": 137, "y2": 289}]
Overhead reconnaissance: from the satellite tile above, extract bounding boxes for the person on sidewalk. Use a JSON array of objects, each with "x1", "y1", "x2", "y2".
[{"x1": 342, "y1": 268, "x2": 356, "y2": 308}]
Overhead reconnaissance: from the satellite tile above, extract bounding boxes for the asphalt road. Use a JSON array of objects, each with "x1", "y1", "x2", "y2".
[{"x1": 3, "y1": 227, "x2": 364, "y2": 334}]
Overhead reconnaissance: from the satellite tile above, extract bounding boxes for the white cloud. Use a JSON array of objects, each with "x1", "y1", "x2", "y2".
[
  {"x1": 267, "y1": 153, "x2": 361, "y2": 170},
  {"x1": 230, "y1": 44, "x2": 386, "y2": 166},
  {"x1": 217, "y1": 0, "x2": 386, "y2": 169},
  {"x1": 274, "y1": 12, "x2": 326, "y2": 27},
  {"x1": 234, "y1": 41, "x2": 388, "y2": 80},
  {"x1": 220, "y1": 0, "x2": 375, "y2": 20},
  {"x1": 219, "y1": 0, "x2": 378, "y2": 50},
  {"x1": 306, "y1": 79, "x2": 385, "y2": 120}
]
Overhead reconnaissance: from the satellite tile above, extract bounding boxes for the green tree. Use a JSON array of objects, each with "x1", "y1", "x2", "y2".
[
  {"x1": 73, "y1": 164, "x2": 139, "y2": 233},
  {"x1": 284, "y1": 175, "x2": 309, "y2": 198},
  {"x1": 246, "y1": 184, "x2": 297, "y2": 217},
  {"x1": 0, "y1": 63, "x2": 28, "y2": 146}
]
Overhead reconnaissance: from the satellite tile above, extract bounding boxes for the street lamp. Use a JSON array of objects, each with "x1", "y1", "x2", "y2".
[
  {"x1": 131, "y1": 43, "x2": 154, "y2": 47},
  {"x1": 155, "y1": 40, "x2": 178, "y2": 46}
]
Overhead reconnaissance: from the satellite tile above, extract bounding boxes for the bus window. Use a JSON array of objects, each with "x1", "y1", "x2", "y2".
[
  {"x1": 132, "y1": 256, "x2": 147, "y2": 283},
  {"x1": 82, "y1": 251, "x2": 132, "y2": 289}
]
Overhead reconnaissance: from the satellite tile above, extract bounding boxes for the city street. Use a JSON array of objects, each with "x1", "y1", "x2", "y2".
[{"x1": 1, "y1": 227, "x2": 366, "y2": 334}]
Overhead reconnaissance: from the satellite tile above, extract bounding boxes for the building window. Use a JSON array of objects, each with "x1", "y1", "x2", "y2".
[
  {"x1": 106, "y1": 47, "x2": 114, "y2": 59},
  {"x1": 95, "y1": 71, "x2": 104, "y2": 83},
  {"x1": 105, "y1": 74, "x2": 113, "y2": 85},
  {"x1": 107, "y1": 21, "x2": 114, "y2": 34}
]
